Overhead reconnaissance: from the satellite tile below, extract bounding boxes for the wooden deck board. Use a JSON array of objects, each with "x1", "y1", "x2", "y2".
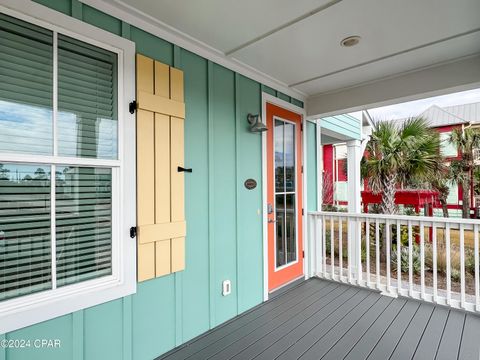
[{"x1": 158, "y1": 278, "x2": 480, "y2": 360}]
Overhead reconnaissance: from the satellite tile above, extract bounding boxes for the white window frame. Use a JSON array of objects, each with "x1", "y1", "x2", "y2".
[{"x1": 0, "y1": 1, "x2": 136, "y2": 334}]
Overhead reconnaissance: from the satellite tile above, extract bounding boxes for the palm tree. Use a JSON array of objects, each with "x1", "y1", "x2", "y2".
[
  {"x1": 362, "y1": 117, "x2": 441, "y2": 215},
  {"x1": 449, "y1": 128, "x2": 480, "y2": 218}
]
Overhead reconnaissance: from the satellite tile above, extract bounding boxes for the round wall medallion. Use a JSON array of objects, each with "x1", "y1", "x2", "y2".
[{"x1": 244, "y1": 179, "x2": 257, "y2": 190}]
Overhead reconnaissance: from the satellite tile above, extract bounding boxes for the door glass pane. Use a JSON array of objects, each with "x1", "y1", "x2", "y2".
[
  {"x1": 0, "y1": 164, "x2": 51, "y2": 301},
  {"x1": 58, "y1": 35, "x2": 118, "y2": 159},
  {"x1": 284, "y1": 122, "x2": 295, "y2": 192},
  {"x1": 274, "y1": 120, "x2": 284, "y2": 193},
  {"x1": 0, "y1": 14, "x2": 53, "y2": 155},
  {"x1": 286, "y1": 194, "x2": 296, "y2": 262},
  {"x1": 274, "y1": 119, "x2": 298, "y2": 268},
  {"x1": 275, "y1": 194, "x2": 285, "y2": 267},
  {"x1": 56, "y1": 167, "x2": 112, "y2": 287}
]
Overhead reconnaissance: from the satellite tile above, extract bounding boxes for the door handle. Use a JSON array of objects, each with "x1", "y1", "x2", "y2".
[{"x1": 268, "y1": 219, "x2": 277, "y2": 223}]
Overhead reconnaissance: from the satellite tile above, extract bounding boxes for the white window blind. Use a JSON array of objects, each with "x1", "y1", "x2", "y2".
[{"x1": 0, "y1": 13, "x2": 118, "y2": 302}]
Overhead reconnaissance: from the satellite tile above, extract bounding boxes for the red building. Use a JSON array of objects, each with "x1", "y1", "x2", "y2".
[{"x1": 323, "y1": 102, "x2": 480, "y2": 217}]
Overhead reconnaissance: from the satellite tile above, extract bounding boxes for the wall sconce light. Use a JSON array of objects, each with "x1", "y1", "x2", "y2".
[{"x1": 247, "y1": 114, "x2": 268, "y2": 133}]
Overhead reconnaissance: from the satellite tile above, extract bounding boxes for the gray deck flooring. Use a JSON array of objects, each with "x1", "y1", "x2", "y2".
[{"x1": 159, "y1": 278, "x2": 480, "y2": 360}]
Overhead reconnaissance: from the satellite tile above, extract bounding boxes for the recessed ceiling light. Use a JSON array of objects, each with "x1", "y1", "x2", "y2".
[{"x1": 340, "y1": 36, "x2": 361, "y2": 47}]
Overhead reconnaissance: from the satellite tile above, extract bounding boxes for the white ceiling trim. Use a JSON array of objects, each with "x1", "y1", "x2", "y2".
[
  {"x1": 79, "y1": 0, "x2": 307, "y2": 100},
  {"x1": 292, "y1": 27, "x2": 480, "y2": 87},
  {"x1": 309, "y1": 52, "x2": 480, "y2": 99},
  {"x1": 225, "y1": 0, "x2": 342, "y2": 56}
]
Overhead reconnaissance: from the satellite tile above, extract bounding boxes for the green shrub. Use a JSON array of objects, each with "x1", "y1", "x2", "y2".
[
  {"x1": 465, "y1": 248, "x2": 476, "y2": 276},
  {"x1": 391, "y1": 244, "x2": 421, "y2": 275}
]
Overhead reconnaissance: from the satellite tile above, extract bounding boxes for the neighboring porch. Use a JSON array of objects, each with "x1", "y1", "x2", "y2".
[{"x1": 159, "y1": 278, "x2": 479, "y2": 360}]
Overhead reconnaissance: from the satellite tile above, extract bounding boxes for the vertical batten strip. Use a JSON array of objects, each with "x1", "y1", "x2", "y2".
[
  {"x1": 446, "y1": 223, "x2": 451, "y2": 305},
  {"x1": 460, "y1": 224, "x2": 466, "y2": 308},
  {"x1": 207, "y1": 60, "x2": 215, "y2": 327},
  {"x1": 408, "y1": 220, "x2": 413, "y2": 297},
  {"x1": 420, "y1": 222, "x2": 425, "y2": 299},
  {"x1": 474, "y1": 224, "x2": 479, "y2": 311}
]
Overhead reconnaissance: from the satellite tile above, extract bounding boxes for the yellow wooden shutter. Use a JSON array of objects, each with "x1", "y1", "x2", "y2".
[{"x1": 136, "y1": 54, "x2": 186, "y2": 282}]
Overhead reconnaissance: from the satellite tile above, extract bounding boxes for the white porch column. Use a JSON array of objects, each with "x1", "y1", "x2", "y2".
[{"x1": 347, "y1": 139, "x2": 362, "y2": 282}]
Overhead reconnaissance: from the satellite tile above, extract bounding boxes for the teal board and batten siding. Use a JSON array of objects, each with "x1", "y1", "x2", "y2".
[
  {"x1": 0, "y1": 1, "x2": 308, "y2": 360},
  {"x1": 321, "y1": 113, "x2": 362, "y2": 141}
]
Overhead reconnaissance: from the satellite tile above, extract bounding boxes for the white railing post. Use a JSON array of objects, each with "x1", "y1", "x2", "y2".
[{"x1": 347, "y1": 140, "x2": 362, "y2": 283}]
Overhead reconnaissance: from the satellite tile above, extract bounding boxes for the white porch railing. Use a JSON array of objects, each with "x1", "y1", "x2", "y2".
[{"x1": 308, "y1": 211, "x2": 480, "y2": 312}]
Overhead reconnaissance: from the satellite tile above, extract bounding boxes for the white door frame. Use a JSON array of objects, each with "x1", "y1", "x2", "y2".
[{"x1": 261, "y1": 93, "x2": 308, "y2": 301}]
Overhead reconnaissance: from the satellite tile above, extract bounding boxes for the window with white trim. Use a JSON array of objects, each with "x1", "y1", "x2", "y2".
[{"x1": 0, "y1": 8, "x2": 135, "y2": 333}]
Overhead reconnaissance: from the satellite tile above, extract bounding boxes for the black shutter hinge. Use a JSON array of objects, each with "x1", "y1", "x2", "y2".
[
  {"x1": 178, "y1": 166, "x2": 192, "y2": 173},
  {"x1": 130, "y1": 226, "x2": 137, "y2": 239},
  {"x1": 129, "y1": 100, "x2": 137, "y2": 114}
]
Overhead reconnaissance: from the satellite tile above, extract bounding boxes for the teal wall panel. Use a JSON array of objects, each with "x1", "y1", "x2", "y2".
[
  {"x1": 211, "y1": 64, "x2": 238, "y2": 326},
  {"x1": 83, "y1": 300, "x2": 123, "y2": 360},
  {"x1": 321, "y1": 114, "x2": 361, "y2": 140},
  {"x1": 235, "y1": 75, "x2": 264, "y2": 313},
  {"x1": 2, "y1": 2, "x2": 313, "y2": 359},
  {"x1": 82, "y1": 5, "x2": 121, "y2": 36},
  {"x1": 180, "y1": 49, "x2": 211, "y2": 341},
  {"x1": 130, "y1": 26, "x2": 173, "y2": 66},
  {"x1": 277, "y1": 92, "x2": 291, "y2": 103},
  {"x1": 33, "y1": 0, "x2": 71, "y2": 15},
  {"x1": 6, "y1": 315, "x2": 72, "y2": 360},
  {"x1": 132, "y1": 277, "x2": 176, "y2": 360},
  {"x1": 307, "y1": 121, "x2": 318, "y2": 211}
]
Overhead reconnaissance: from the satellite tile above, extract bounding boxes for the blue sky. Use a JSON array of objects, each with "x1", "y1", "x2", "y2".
[{"x1": 349, "y1": 88, "x2": 480, "y2": 122}]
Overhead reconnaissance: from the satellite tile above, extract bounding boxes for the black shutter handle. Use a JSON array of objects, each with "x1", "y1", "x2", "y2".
[{"x1": 178, "y1": 166, "x2": 192, "y2": 173}]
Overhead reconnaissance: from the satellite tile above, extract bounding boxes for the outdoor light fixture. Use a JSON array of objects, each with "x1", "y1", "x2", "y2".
[
  {"x1": 247, "y1": 113, "x2": 268, "y2": 133},
  {"x1": 340, "y1": 35, "x2": 361, "y2": 47}
]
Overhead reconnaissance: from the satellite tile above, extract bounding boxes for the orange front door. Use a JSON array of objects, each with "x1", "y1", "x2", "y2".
[{"x1": 266, "y1": 102, "x2": 304, "y2": 292}]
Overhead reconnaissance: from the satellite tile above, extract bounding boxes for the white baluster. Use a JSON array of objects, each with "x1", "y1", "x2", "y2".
[
  {"x1": 420, "y1": 221, "x2": 425, "y2": 300},
  {"x1": 446, "y1": 223, "x2": 451, "y2": 305},
  {"x1": 366, "y1": 218, "x2": 370, "y2": 287},
  {"x1": 330, "y1": 216, "x2": 334, "y2": 279},
  {"x1": 408, "y1": 220, "x2": 413, "y2": 297},
  {"x1": 386, "y1": 220, "x2": 391, "y2": 293},
  {"x1": 339, "y1": 217, "x2": 343, "y2": 280},
  {"x1": 322, "y1": 215, "x2": 326, "y2": 275},
  {"x1": 460, "y1": 224, "x2": 465, "y2": 308},
  {"x1": 397, "y1": 220, "x2": 401, "y2": 295}
]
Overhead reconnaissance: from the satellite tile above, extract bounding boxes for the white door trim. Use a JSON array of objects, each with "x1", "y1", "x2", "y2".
[{"x1": 261, "y1": 93, "x2": 307, "y2": 301}]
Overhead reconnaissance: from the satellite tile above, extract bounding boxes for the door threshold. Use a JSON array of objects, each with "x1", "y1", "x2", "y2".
[{"x1": 269, "y1": 275, "x2": 305, "y2": 300}]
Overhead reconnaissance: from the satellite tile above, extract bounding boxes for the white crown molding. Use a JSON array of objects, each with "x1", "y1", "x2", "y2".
[{"x1": 78, "y1": 0, "x2": 307, "y2": 101}]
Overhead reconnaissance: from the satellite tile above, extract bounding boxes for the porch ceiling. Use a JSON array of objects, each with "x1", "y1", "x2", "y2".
[{"x1": 89, "y1": 0, "x2": 479, "y2": 98}]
